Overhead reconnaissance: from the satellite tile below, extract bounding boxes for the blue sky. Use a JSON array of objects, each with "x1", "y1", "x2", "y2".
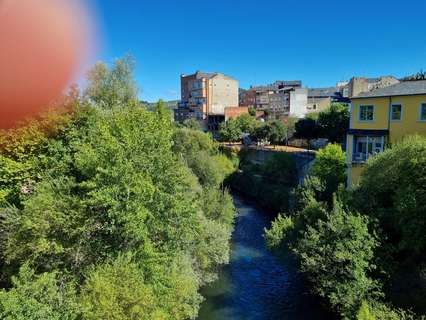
[{"x1": 88, "y1": 0, "x2": 426, "y2": 102}]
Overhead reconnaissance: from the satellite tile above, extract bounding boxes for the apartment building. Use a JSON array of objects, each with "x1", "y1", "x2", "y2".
[
  {"x1": 346, "y1": 80, "x2": 426, "y2": 186},
  {"x1": 239, "y1": 80, "x2": 307, "y2": 119},
  {"x1": 174, "y1": 71, "x2": 239, "y2": 130},
  {"x1": 239, "y1": 89, "x2": 256, "y2": 107},
  {"x1": 307, "y1": 87, "x2": 350, "y2": 112}
]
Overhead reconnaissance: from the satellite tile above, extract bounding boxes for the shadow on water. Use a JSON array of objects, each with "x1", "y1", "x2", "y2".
[{"x1": 198, "y1": 196, "x2": 333, "y2": 320}]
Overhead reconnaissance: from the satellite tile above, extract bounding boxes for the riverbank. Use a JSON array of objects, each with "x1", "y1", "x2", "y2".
[{"x1": 197, "y1": 195, "x2": 332, "y2": 320}]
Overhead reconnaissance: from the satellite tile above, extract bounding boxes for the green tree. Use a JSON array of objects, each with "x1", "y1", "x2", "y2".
[
  {"x1": 262, "y1": 153, "x2": 297, "y2": 185},
  {"x1": 310, "y1": 143, "x2": 346, "y2": 203},
  {"x1": 283, "y1": 116, "x2": 297, "y2": 145},
  {"x1": 0, "y1": 57, "x2": 237, "y2": 320},
  {"x1": 354, "y1": 135, "x2": 426, "y2": 257},
  {"x1": 248, "y1": 106, "x2": 256, "y2": 116},
  {"x1": 356, "y1": 300, "x2": 422, "y2": 320},
  {"x1": 182, "y1": 118, "x2": 202, "y2": 131},
  {"x1": 253, "y1": 120, "x2": 286, "y2": 146},
  {"x1": 234, "y1": 113, "x2": 259, "y2": 135},
  {"x1": 85, "y1": 55, "x2": 138, "y2": 109},
  {"x1": 173, "y1": 128, "x2": 235, "y2": 188},
  {"x1": 265, "y1": 214, "x2": 294, "y2": 250},
  {"x1": 317, "y1": 103, "x2": 350, "y2": 143},
  {"x1": 293, "y1": 199, "x2": 380, "y2": 318},
  {"x1": 81, "y1": 255, "x2": 159, "y2": 320},
  {"x1": 218, "y1": 113, "x2": 260, "y2": 142},
  {"x1": 0, "y1": 265, "x2": 79, "y2": 320},
  {"x1": 295, "y1": 118, "x2": 320, "y2": 148},
  {"x1": 267, "y1": 120, "x2": 286, "y2": 146},
  {"x1": 218, "y1": 118, "x2": 243, "y2": 142}
]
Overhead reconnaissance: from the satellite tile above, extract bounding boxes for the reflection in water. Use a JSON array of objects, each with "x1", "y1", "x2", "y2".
[{"x1": 198, "y1": 196, "x2": 331, "y2": 320}]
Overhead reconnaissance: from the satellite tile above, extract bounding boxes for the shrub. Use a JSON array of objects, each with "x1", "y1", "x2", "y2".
[
  {"x1": 0, "y1": 265, "x2": 79, "y2": 320},
  {"x1": 293, "y1": 199, "x2": 380, "y2": 318},
  {"x1": 310, "y1": 143, "x2": 346, "y2": 203},
  {"x1": 265, "y1": 214, "x2": 294, "y2": 250}
]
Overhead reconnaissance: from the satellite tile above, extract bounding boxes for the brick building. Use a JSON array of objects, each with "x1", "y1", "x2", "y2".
[{"x1": 174, "y1": 71, "x2": 239, "y2": 130}]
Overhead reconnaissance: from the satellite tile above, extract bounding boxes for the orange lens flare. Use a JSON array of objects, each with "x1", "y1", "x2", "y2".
[{"x1": 0, "y1": 0, "x2": 94, "y2": 129}]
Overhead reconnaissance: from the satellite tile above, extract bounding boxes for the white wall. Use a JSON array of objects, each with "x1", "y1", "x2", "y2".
[
  {"x1": 289, "y1": 88, "x2": 308, "y2": 118},
  {"x1": 208, "y1": 74, "x2": 239, "y2": 115}
]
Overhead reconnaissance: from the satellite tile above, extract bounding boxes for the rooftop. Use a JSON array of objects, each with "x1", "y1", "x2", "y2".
[
  {"x1": 195, "y1": 71, "x2": 217, "y2": 79},
  {"x1": 308, "y1": 87, "x2": 339, "y2": 97},
  {"x1": 181, "y1": 71, "x2": 237, "y2": 81},
  {"x1": 353, "y1": 80, "x2": 426, "y2": 98}
]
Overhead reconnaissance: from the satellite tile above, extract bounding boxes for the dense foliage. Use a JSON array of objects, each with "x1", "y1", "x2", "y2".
[
  {"x1": 352, "y1": 135, "x2": 426, "y2": 314},
  {"x1": 219, "y1": 114, "x2": 299, "y2": 148},
  {"x1": 229, "y1": 150, "x2": 298, "y2": 212},
  {"x1": 252, "y1": 120, "x2": 287, "y2": 145},
  {"x1": 218, "y1": 113, "x2": 260, "y2": 142},
  {"x1": 0, "y1": 58, "x2": 236, "y2": 319},
  {"x1": 265, "y1": 138, "x2": 426, "y2": 319},
  {"x1": 309, "y1": 143, "x2": 347, "y2": 203},
  {"x1": 295, "y1": 103, "x2": 349, "y2": 145},
  {"x1": 317, "y1": 103, "x2": 350, "y2": 143}
]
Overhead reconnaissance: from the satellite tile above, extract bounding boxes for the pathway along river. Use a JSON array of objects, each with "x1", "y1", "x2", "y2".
[{"x1": 198, "y1": 196, "x2": 332, "y2": 320}]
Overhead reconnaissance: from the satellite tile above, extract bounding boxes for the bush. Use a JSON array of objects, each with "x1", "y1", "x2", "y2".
[
  {"x1": 0, "y1": 265, "x2": 79, "y2": 320},
  {"x1": 262, "y1": 153, "x2": 298, "y2": 185},
  {"x1": 218, "y1": 113, "x2": 260, "y2": 142},
  {"x1": 0, "y1": 57, "x2": 237, "y2": 320},
  {"x1": 317, "y1": 103, "x2": 350, "y2": 144},
  {"x1": 265, "y1": 214, "x2": 294, "y2": 250},
  {"x1": 81, "y1": 255, "x2": 158, "y2": 320},
  {"x1": 354, "y1": 135, "x2": 426, "y2": 257},
  {"x1": 310, "y1": 143, "x2": 346, "y2": 203},
  {"x1": 293, "y1": 199, "x2": 380, "y2": 318},
  {"x1": 357, "y1": 300, "x2": 424, "y2": 320},
  {"x1": 229, "y1": 152, "x2": 298, "y2": 213}
]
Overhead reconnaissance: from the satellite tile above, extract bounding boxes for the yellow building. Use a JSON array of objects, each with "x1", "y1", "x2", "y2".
[{"x1": 347, "y1": 80, "x2": 426, "y2": 186}]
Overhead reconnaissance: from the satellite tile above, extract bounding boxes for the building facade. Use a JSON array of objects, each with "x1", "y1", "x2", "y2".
[
  {"x1": 174, "y1": 71, "x2": 239, "y2": 130},
  {"x1": 348, "y1": 76, "x2": 400, "y2": 98},
  {"x1": 239, "y1": 81, "x2": 309, "y2": 119},
  {"x1": 346, "y1": 80, "x2": 426, "y2": 186}
]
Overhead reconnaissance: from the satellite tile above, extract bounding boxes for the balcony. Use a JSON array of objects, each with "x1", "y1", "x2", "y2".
[{"x1": 352, "y1": 135, "x2": 386, "y2": 163}]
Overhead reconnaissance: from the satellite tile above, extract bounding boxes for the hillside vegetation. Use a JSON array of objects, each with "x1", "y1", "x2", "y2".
[
  {"x1": 0, "y1": 57, "x2": 236, "y2": 319},
  {"x1": 266, "y1": 141, "x2": 426, "y2": 319}
]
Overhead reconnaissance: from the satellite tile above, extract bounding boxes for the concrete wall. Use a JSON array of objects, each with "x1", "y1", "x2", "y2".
[
  {"x1": 209, "y1": 74, "x2": 239, "y2": 115},
  {"x1": 307, "y1": 97, "x2": 331, "y2": 113},
  {"x1": 289, "y1": 88, "x2": 308, "y2": 118},
  {"x1": 349, "y1": 77, "x2": 400, "y2": 97},
  {"x1": 368, "y1": 76, "x2": 400, "y2": 91},
  {"x1": 348, "y1": 78, "x2": 370, "y2": 98}
]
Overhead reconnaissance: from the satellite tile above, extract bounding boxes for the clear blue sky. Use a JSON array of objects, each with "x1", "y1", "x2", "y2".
[{"x1": 88, "y1": 0, "x2": 426, "y2": 102}]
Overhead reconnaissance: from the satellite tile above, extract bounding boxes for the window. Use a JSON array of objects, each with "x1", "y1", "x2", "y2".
[
  {"x1": 391, "y1": 104, "x2": 402, "y2": 121},
  {"x1": 359, "y1": 105, "x2": 374, "y2": 121},
  {"x1": 353, "y1": 136, "x2": 385, "y2": 162},
  {"x1": 420, "y1": 103, "x2": 426, "y2": 121}
]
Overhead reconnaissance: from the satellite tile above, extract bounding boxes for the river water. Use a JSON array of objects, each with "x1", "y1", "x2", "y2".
[{"x1": 197, "y1": 196, "x2": 332, "y2": 320}]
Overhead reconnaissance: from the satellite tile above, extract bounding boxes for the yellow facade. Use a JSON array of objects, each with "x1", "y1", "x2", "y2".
[{"x1": 347, "y1": 94, "x2": 426, "y2": 186}]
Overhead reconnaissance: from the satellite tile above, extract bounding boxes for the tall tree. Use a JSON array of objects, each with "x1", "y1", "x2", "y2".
[
  {"x1": 295, "y1": 118, "x2": 320, "y2": 148},
  {"x1": 310, "y1": 143, "x2": 346, "y2": 203},
  {"x1": 317, "y1": 103, "x2": 350, "y2": 144},
  {"x1": 85, "y1": 55, "x2": 138, "y2": 109}
]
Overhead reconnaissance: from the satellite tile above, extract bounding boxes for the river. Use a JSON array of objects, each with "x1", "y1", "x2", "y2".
[{"x1": 197, "y1": 196, "x2": 332, "y2": 320}]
